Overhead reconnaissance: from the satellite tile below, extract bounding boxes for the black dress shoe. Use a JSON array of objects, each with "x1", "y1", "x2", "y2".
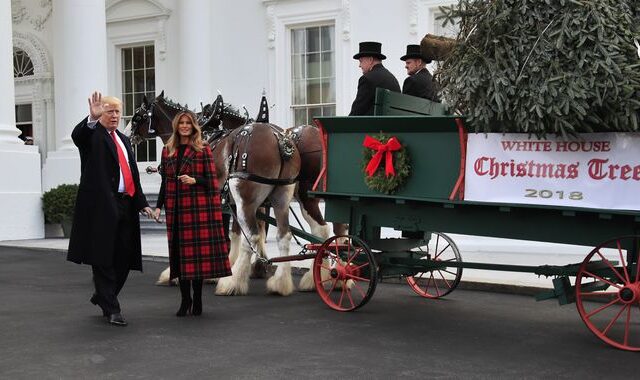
[
  {"x1": 90, "y1": 294, "x2": 109, "y2": 317},
  {"x1": 108, "y1": 313, "x2": 128, "y2": 326}
]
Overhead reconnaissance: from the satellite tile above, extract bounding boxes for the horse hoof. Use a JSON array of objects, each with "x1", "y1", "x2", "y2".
[
  {"x1": 297, "y1": 271, "x2": 316, "y2": 292},
  {"x1": 215, "y1": 277, "x2": 248, "y2": 296},
  {"x1": 155, "y1": 267, "x2": 175, "y2": 286},
  {"x1": 266, "y1": 276, "x2": 295, "y2": 296}
]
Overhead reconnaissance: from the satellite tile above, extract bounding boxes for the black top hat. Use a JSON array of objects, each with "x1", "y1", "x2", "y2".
[
  {"x1": 353, "y1": 41, "x2": 386, "y2": 60},
  {"x1": 400, "y1": 44, "x2": 429, "y2": 62}
]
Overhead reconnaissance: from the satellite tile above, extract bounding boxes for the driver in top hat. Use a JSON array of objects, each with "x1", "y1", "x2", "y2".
[
  {"x1": 401, "y1": 44, "x2": 439, "y2": 102},
  {"x1": 349, "y1": 41, "x2": 400, "y2": 116}
]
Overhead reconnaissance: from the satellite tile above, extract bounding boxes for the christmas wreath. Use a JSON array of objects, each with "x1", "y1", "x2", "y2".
[{"x1": 361, "y1": 133, "x2": 411, "y2": 194}]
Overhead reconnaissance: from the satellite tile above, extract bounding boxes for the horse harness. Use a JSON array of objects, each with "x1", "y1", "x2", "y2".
[{"x1": 226, "y1": 123, "x2": 297, "y2": 186}]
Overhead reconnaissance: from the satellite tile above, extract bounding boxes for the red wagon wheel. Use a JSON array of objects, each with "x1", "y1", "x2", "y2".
[
  {"x1": 406, "y1": 232, "x2": 462, "y2": 299},
  {"x1": 576, "y1": 235, "x2": 640, "y2": 351},
  {"x1": 313, "y1": 235, "x2": 377, "y2": 312}
]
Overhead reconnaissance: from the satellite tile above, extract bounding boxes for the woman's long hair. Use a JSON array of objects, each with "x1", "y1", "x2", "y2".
[{"x1": 166, "y1": 111, "x2": 204, "y2": 155}]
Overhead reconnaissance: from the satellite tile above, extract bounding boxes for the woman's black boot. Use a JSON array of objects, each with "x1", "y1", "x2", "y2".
[
  {"x1": 176, "y1": 279, "x2": 192, "y2": 317},
  {"x1": 192, "y1": 280, "x2": 203, "y2": 316}
]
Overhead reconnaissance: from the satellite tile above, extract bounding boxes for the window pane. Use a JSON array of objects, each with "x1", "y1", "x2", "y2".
[
  {"x1": 136, "y1": 141, "x2": 149, "y2": 162},
  {"x1": 133, "y1": 93, "x2": 145, "y2": 112},
  {"x1": 307, "y1": 79, "x2": 321, "y2": 104},
  {"x1": 306, "y1": 53, "x2": 320, "y2": 78},
  {"x1": 322, "y1": 105, "x2": 335, "y2": 116},
  {"x1": 293, "y1": 79, "x2": 306, "y2": 105},
  {"x1": 308, "y1": 106, "x2": 322, "y2": 120},
  {"x1": 145, "y1": 45, "x2": 155, "y2": 68},
  {"x1": 321, "y1": 79, "x2": 335, "y2": 103},
  {"x1": 124, "y1": 71, "x2": 133, "y2": 92},
  {"x1": 321, "y1": 52, "x2": 334, "y2": 77},
  {"x1": 292, "y1": 29, "x2": 305, "y2": 54},
  {"x1": 306, "y1": 27, "x2": 320, "y2": 52},
  {"x1": 292, "y1": 54, "x2": 305, "y2": 79},
  {"x1": 15, "y1": 104, "x2": 32, "y2": 122},
  {"x1": 321, "y1": 25, "x2": 334, "y2": 52},
  {"x1": 147, "y1": 138, "x2": 157, "y2": 159},
  {"x1": 146, "y1": 70, "x2": 155, "y2": 91},
  {"x1": 124, "y1": 94, "x2": 133, "y2": 116},
  {"x1": 134, "y1": 70, "x2": 145, "y2": 92},
  {"x1": 123, "y1": 48, "x2": 132, "y2": 70},
  {"x1": 293, "y1": 108, "x2": 307, "y2": 127},
  {"x1": 133, "y1": 47, "x2": 145, "y2": 69}
]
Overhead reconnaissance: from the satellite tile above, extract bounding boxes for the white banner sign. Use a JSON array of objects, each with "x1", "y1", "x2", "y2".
[{"x1": 464, "y1": 133, "x2": 640, "y2": 211}]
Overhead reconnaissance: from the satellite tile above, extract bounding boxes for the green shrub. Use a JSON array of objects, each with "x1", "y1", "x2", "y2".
[{"x1": 42, "y1": 184, "x2": 78, "y2": 224}]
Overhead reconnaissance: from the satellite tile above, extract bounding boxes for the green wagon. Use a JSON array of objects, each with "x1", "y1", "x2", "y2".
[{"x1": 267, "y1": 89, "x2": 640, "y2": 351}]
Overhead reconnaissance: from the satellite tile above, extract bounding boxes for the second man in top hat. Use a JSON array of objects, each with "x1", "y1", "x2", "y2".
[
  {"x1": 401, "y1": 44, "x2": 439, "y2": 102},
  {"x1": 349, "y1": 41, "x2": 401, "y2": 116}
]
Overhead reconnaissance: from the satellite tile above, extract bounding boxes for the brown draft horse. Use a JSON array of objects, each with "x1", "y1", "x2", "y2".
[
  {"x1": 197, "y1": 98, "x2": 348, "y2": 290},
  {"x1": 130, "y1": 92, "x2": 301, "y2": 296}
]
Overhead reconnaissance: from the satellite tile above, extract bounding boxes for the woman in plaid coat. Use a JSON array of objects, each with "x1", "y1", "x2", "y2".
[{"x1": 154, "y1": 111, "x2": 231, "y2": 316}]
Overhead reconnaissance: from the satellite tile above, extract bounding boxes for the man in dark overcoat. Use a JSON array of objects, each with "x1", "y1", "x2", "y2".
[
  {"x1": 401, "y1": 44, "x2": 440, "y2": 102},
  {"x1": 349, "y1": 41, "x2": 401, "y2": 116},
  {"x1": 68, "y1": 91, "x2": 153, "y2": 326}
]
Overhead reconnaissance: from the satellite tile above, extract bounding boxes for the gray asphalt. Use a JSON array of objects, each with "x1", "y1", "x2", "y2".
[{"x1": 0, "y1": 246, "x2": 638, "y2": 379}]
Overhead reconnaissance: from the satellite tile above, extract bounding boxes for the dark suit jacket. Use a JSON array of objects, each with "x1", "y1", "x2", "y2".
[
  {"x1": 402, "y1": 68, "x2": 440, "y2": 102},
  {"x1": 67, "y1": 117, "x2": 148, "y2": 270},
  {"x1": 349, "y1": 63, "x2": 401, "y2": 116}
]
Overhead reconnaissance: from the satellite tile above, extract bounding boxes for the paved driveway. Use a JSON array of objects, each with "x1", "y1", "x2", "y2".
[{"x1": 0, "y1": 247, "x2": 636, "y2": 379}]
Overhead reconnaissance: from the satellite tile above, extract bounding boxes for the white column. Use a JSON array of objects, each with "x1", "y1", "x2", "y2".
[
  {"x1": 0, "y1": 1, "x2": 43, "y2": 240},
  {"x1": 0, "y1": 2, "x2": 20, "y2": 145},
  {"x1": 178, "y1": 0, "x2": 213, "y2": 109},
  {"x1": 42, "y1": 0, "x2": 108, "y2": 190}
]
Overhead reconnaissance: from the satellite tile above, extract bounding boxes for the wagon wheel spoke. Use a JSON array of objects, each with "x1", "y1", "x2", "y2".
[
  {"x1": 313, "y1": 235, "x2": 377, "y2": 312},
  {"x1": 326, "y1": 278, "x2": 338, "y2": 298},
  {"x1": 585, "y1": 298, "x2": 620, "y2": 319},
  {"x1": 582, "y1": 270, "x2": 623, "y2": 290},
  {"x1": 345, "y1": 287, "x2": 355, "y2": 309},
  {"x1": 594, "y1": 249, "x2": 628, "y2": 285},
  {"x1": 578, "y1": 291, "x2": 619, "y2": 298},
  {"x1": 601, "y1": 303, "x2": 629, "y2": 336},
  {"x1": 407, "y1": 233, "x2": 462, "y2": 299},
  {"x1": 434, "y1": 244, "x2": 451, "y2": 261},
  {"x1": 436, "y1": 270, "x2": 453, "y2": 289},
  {"x1": 345, "y1": 274, "x2": 370, "y2": 283},
  {"x1": 351, "y1": 281, "x2": 367, "y2": 298},
  {"x1": 337, "y1": 286, "x2": 346, "y2": 309},
  {"x1": 576, "y1": 235, "x2": 640, "y2": 351},
  {"x1": 616, "y1": 241, "x2": 631, "y2": 284}
]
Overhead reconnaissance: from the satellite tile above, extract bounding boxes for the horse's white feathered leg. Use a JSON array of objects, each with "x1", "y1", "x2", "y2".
[
  {"x1": 228, "y1": 231, "x2": 241, "y2": 266},
  {"x1": 155, "y1": 267, "x2": 172, "y2": 286},
  {"x1": 266, "y1": 231, "x2": 294, "y2": 296},
  {"x1": 215, "y1": 234, "x2": 257, "y2": 296}
]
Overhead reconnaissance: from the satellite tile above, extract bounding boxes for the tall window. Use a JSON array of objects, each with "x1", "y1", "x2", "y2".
[
  {"x1": 15, "y1": 104, "x2": 32, "y2": 142},
  {"x1": 121, "y1": 45, "x2": 156, "y2": 162},
  {"x1": 291, "y1": 25, "x2": 335, "y2": 126}
]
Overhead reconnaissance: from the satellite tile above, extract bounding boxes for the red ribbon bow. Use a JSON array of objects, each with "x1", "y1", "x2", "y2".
[{"x1": 362, "y1": 135, "x2": 402, "y2": 177}]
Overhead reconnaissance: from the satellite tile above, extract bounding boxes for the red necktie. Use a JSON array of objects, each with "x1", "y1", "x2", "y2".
[{"x1": 110, "y1": 131, "x2": 136, "y2": 197}]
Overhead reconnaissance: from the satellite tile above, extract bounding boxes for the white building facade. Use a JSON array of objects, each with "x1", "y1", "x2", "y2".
[{"x1": 3, "y1": 0, "x2": 458, "y2": 240}]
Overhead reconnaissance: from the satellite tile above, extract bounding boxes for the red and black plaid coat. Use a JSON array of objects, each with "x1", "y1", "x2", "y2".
[{"x1": 160, "y1": 144, "x2": 231, "y2": 280}]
